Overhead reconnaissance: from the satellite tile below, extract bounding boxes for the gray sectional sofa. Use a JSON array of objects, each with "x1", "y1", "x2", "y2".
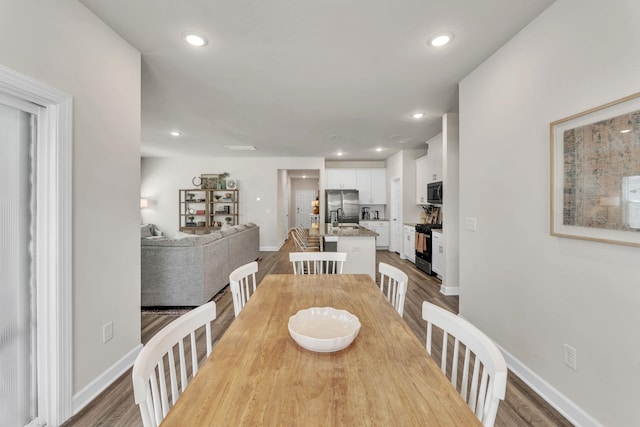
[{"x1": 141, "y1": 223, "x2": 260, "y2": 306}]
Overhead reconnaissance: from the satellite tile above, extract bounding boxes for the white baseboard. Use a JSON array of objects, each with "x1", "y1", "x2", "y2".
[
  {"x1": 72, "y1": 344, "x2": 142, "y2": 415},
  {"x1": 439, "y1": 285, "x2": 459, "y2": 295},
  {"x1": 261, "y1": 239, "x2": 285, "y2": 252},
  {"x1": 498, "y1": 345, "x2": 604, "y2": 427}
]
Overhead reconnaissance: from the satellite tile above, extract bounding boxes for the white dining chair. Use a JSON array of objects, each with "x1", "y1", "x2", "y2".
[
  {"x1": 291, "y1": 229, "x2": 320, "y2": 252},
  {"x1": 378, "y1": 262, "x2": 408, "y2": 317},
  {"x1": 229, "y1": 261, "x2": 258, "y2": 317},
  {"x1": 289, "y1": 251, "x2": 347, "y2": 274},
  {"x1": 132, "y1": 301, "x2": 217, "y2": 427},
  {"x1": 422, "y1": 301, "x2": 507, "y2": 427}
]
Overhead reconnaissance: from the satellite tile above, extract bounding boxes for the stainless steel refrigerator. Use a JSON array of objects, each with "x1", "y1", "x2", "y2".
[{"x1": 325, "y1": 190, "x2": 360, "y2": 224}]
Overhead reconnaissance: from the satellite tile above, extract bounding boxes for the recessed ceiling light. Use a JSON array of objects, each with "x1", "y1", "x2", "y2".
[
  {"x1": 376, "y1": 147, "x2": 383, "y2": 152},
  {"x1": 621, "y1": 129, "x2": 631, "y2": 133},
  {"x1": 336, "y1": 152, "x2": 343, "y2": 156},
  {"x1": 182, "y1": 32, "x2": 208, "y2": 47},
  {"x1": 224, "y1": 145, "x2": 257, "y2": 151},
  {"x1": 412, "y1": 112, "x2": 425, "y2": 119},
  {"x1": 330, "y1": 135, "x2": 341, "y2": 140},
  {"x1": 398, "y1": 138, "x2": 413, "y2": 144},
  {"x1": 302, "y1": 175, "x2": 307, "y2": 179},
  {"x1": 170, "y1": 130, "x2": 182, "y2": 136},
  {"x1": 429, "y1": 32, "x2": 454, "y2": 47}
]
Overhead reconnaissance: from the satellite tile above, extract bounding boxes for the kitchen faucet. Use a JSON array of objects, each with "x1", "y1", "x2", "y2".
[{"x1": 329, "y1": 210, "x2": 339, "y2": 227}]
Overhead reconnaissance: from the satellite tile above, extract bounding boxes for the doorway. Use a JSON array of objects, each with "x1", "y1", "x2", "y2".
[
  {"x1": 0, "y1": 98, "x2": 37, "y2": 427},
  {"x1": 295, "y1": 190, "x2": 316, "y2": 229},
  {"x1": 0, "y1": 67, "x2": 73, "y2": 425}
]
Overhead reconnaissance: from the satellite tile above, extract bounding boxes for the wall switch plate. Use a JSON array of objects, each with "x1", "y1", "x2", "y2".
[
  {"x1": 103, "y1": 321, "x2": 113, "y2": 343},
  {"x1": 563, "y1": 343, "x2": 577, "y2": 370},
  {"x1": 464, "y1": 217, "x2": 477, "y2": 232}
]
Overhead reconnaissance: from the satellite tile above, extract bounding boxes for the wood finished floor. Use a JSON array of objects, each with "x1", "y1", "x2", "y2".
[{"x1": 64, "y1": 235, "x2": 573, "y2": 427}]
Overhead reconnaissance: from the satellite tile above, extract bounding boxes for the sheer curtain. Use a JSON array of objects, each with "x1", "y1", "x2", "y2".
[{"x1": 0, "y1": 102, "x2": 36, "y2": 426}]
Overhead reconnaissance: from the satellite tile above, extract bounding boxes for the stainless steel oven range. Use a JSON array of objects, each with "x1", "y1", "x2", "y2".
[{"x1": 415, "y1": 223, "x2": 442, "y2": 275}]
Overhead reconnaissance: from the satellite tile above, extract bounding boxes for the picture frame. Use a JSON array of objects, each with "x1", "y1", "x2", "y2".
[
  {"x1": 200, "y1": 172, "x2": 229, "y2": 189},
  {"x1": 550, "y1": 92, "x2": 640, "y2": 247},
  {"x1": 200, "y1": 174, "x2": 220, "y2": 189}
]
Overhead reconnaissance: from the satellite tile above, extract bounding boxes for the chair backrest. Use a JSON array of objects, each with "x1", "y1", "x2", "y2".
[
  {"x1": 421, "y1": 302, "x2": 507, "y2": 427},
  {"x1": 291, "y1": 229, "x2": 304, "y2": 251},
  {"x1": 229, "y1": 261, "x2": 258, "y2": 317},
  {"x1": 132, "y1": 302, "x2": 217, "y2": 427},
  {"x1": 291, "y1": 229, "x2": 319, "y2": 251},
  {"x1": 289, "y1": 251, "x2": 347, "y2": 274},
  {"x1": 378, "y1": 262, "x2": 408, "y2": 317}
]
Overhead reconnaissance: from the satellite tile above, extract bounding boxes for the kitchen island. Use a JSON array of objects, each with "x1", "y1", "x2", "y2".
[{"x1": 311, "y1": 223, "x2": 378, "y2": 279}]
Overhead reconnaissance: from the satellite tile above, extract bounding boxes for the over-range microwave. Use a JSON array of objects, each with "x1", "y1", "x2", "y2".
[{"x1": 427, "y1": 181, "x2": 443, "y2": 204}]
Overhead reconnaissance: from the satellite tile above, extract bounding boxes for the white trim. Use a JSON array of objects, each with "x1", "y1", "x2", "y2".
[
  {"x1": 497, "y1": 344, "x2": 604, "y2": 427},
  {"x1": 72, "y1": 344, "x2": 143, "y2": 415},
  {"x1": 0, "y1": 64, "x2": 73, "y2": 426},
  {"x1": 439, "y1": 285, "x2": 459, "y2": 296},
  {"x1": 261, "y1": 239, "x2": 286, "y2": 252}
]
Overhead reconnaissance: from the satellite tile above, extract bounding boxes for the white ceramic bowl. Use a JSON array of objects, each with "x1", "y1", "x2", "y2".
[{"x1": 288, "y1": 307, "x2": 361, "y2": 353}]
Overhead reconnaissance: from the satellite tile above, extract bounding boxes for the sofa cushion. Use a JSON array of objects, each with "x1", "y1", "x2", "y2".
[
  {"x1": 220, "y1": 228, "x2": 238, "y2": 237},
  {"x1": 175, "y1": 230, "x2": 198, "y2": 239},
  {"x1": 141, "y1": 224, "x2": 153, "y2": 238},
  {"x1": 209, "y1": 231, "x2": 223, "y2": 240}
]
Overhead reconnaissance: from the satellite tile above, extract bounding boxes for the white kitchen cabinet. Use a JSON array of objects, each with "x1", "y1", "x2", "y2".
[
  {"x1": 326, "y1": 169, "x2": 357, "y2": 189},
  {"x1": 432, "y1": 230, "x2": 444, "y2": 278},
  {"x1": 426, "y1": 134, "x2": 443, "y2": 183},
  {"x1": 403, "y1": 225, "x2": 415, "y2": 263},
  {"x1": 361, "y1": 220, "x2": 390, "y2": 249},
  {"x1": 336, "y1": 235, "x2": 377, "y2": 280},
  {"x1": 416, "y1": 134, "x2": 443, "y2": 205},
  {"x1": 416, "y1": 155, "x2": 428, "y2": 204},
  {"x1": 356, "y1": 169, "x2": 387, "y2": 204}
]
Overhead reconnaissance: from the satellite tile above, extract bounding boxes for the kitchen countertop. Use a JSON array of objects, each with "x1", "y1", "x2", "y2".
[{"x1": 313, "y1": 223, "x2": 379, "y2": 237}]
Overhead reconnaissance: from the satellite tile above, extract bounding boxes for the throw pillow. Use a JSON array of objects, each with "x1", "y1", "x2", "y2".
[
  {"x1": 141, "y1": 224, "x2": 152, "y2": 238},
  {"x1": 174, "y1": 230, "x2": 197, "y2": 239}
]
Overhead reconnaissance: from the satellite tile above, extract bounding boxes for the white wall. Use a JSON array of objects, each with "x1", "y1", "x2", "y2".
[
  {"x1": 385, "y1": 149, "x2": 426, "y2": 254},
  {"x1": 0, "y1": 0, "x2": 141, "y2": 412},
  {"x1": 141, "y1": 157, "x2": 324, "y2": 249},
  {"x1": 459, "y1": 1, "x2": 640, "y2": 425},
  {"x1": 386, "y1": 149, "x2": 427, "y2": 223},
  {"x1": 442, "y1": 114, "x2": 460, "y2": 294}
]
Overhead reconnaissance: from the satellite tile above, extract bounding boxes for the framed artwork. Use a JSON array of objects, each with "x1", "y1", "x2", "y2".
[
  {"x1": 200, "y1": 174, "x2": 219, "y2": 189},
  {"x1": 550, "y1": 92, "x2": 640, "y2": 247},
  {"x1": 200, "y1": 173, "x2": 229, "y2": 189}
]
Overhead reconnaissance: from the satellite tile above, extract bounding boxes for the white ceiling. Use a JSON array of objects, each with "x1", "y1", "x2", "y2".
[{"x1": 80, "y1": 0, "x2": 554, "y2": 160}]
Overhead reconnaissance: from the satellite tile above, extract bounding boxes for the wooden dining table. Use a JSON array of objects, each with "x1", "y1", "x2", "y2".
[{"x1": 161, "y1": 274, "x2": 482, "y2": 426}]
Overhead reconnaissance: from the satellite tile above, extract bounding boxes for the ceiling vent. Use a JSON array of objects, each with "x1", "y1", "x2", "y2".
[{"x1": 224, "y1": 145, "x2": 257, "y2": 151}]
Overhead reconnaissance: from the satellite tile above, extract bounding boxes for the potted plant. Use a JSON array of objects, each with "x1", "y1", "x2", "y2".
[{"x1": 225, "y1": 216, "x2": 232, "y2": 224}]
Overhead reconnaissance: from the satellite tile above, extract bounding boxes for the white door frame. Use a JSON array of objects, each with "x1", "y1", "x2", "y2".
[
  {"x1": 0, "y1": 64, "x2": 73, "y2": 425},
  {"x1": 390, "y1": 177, "x2": 402, "y2": 253}
]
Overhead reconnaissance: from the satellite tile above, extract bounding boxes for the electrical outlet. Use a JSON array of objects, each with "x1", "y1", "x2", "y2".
[
  {"x1": 563, "y1": 343, "x2": 577, "y2": 370},
  {"x1": 103, "y1": 321, "x2": 113, "y2": 343}
]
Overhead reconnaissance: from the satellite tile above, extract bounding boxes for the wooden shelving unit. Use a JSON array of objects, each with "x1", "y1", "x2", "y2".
[{"x1": 179, "y1": 189, "x2": 239, "y2": 234}]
